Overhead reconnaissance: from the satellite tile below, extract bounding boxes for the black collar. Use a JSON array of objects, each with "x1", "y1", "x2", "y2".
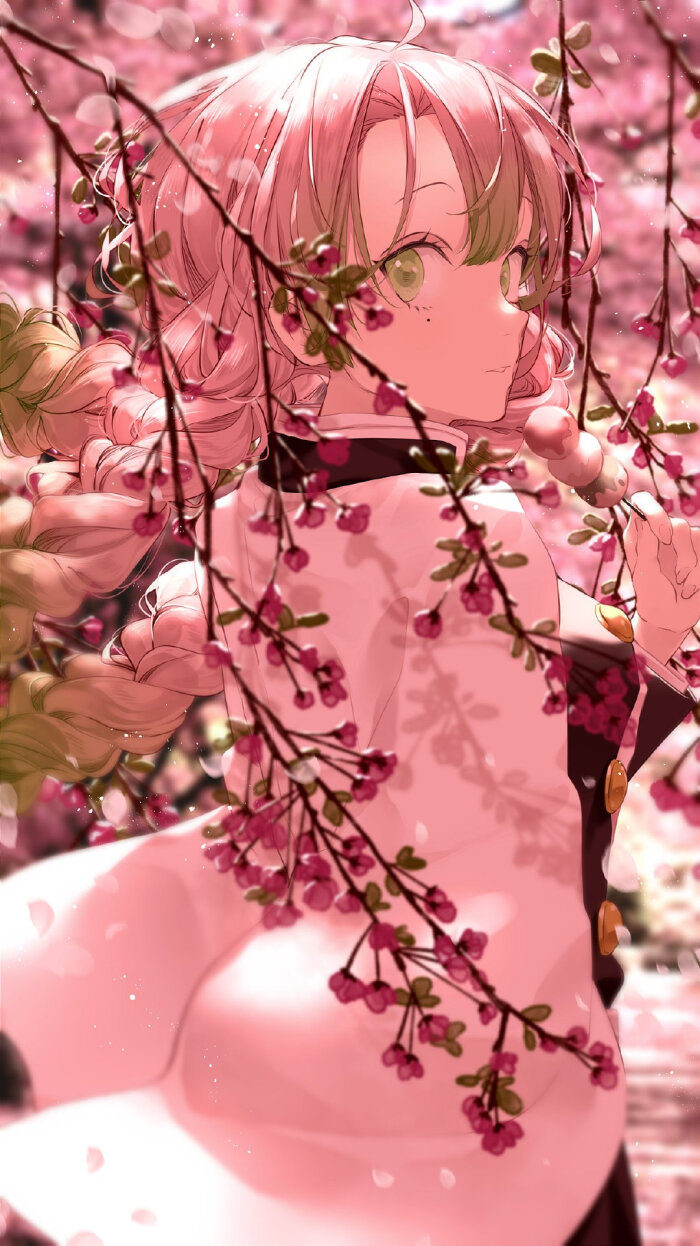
[{"x1": 257, "y1": 433, "x2": 458, "y2": 491}]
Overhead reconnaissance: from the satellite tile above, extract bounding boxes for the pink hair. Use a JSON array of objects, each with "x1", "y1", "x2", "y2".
[{"x1": 0, "y1": 32, "x2": 601, "y2": 811}]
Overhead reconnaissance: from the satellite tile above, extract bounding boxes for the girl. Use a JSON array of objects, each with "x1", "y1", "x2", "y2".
[{"x1": 0, "y1": 4, "x2": 697, "y2": 1244}]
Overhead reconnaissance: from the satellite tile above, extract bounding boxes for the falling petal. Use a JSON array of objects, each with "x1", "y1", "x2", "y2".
[
  {"x1": 105, "y1": 1, "x2": 161, "y2": 39},
  {"x1": 372, "y1": 1169, "x2": 395, "y2": 1188},
  {"x1": 131, "y1": 1209, "x2": 158, "y2": 1225},
  {"x1": 43, "y1": 944, "x2": 95, "y2": 978},
  {"x1": 86, "y1": 1147, "x2": 104, "y2": 1174},
  {"x1": 439, "y1": 1167, "x2": 456, "y2": 1189},
  {"x1": 28, "y1": 899, "x2": 55, "y2": 937}
]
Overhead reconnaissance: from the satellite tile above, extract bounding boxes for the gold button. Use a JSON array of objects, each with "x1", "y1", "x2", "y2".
[
  {"x1": 594, "y1": 601, "x2": 634, "y2": 644},
  {"x1": 604, "y1": 759, "x2": 628, "y2": 813},
  {"x1": 598, "y1": 900, "x2": 623, "y2": 955}
]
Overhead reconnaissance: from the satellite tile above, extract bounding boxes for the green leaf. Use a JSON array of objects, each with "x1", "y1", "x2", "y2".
[
  {"x1": 533, "y1": 73, "x2": 561, "y2": 97},
  {"x1": 435, "y1": 446, "x2": 457, "y2": 472},
  {"x1": 304, "y1": 328, "x2": 327, "y2": 357},
  {"x1": 201, "y1": 822, "x2": 226, "y2": 839},
  {"x1": 212, "y1": 786, "x2": 241, "y2": 806},
  {"x1": 419, "y1": 485, "x2": 449, "y2": 496},
  {"x1": 408, "y1": 447, "x2": 440, "y2": 474},
  {"x1": 272, "y1": 286, "x2": 288, "y2": 314},
  {"x1": 310, "y1": 230, "x2": 334, "y2": 251},
  {"x1": 530, "y1": 48, "x2": 562, "y2": 75},
  {"x1": 523, "y1": 1026, "x2": 537, "y2": 1051},
  {"x1": 432, "y1": 1038, "x2": 463, "y2": 1057},
  {"x1": 587, "y1": 405, "x2": 615, "y2": 421},
  {"x1": 289, "y1": 237, "x2": 306, "y2": 260},
  {"x1": 531, "y1": 618, "x2": 557, "y2": 634},
  {"x1": 663, "y1": 421, "x2": 698, "y2": 435},
  {"x1": 277, "y1": 603, "x2": 295, "y2": 632},
  {"x1": 571, "y1": 67, "x2": 592, "y2": 89},
  {"x1": 511, "y1": 635, "x2": 525, "y2": 659},
  {"x1": 421, "y1": 994, "x2": 441, "y2": 1008},
  {"x1": 395, "y1": 988, "x2": 411, "y2": 1006},
  {"x1": 364, "y1": 881, "x2": 383, "y2": 912},
  {"x1": 322, "y1": 795, "x2": 345, "y2": 827},
  {"x1": 567, "y1": 528, "x2": 595, "y2": 544},
  {"x1": 583, "y1": 513, "x2": 609, "y2": 532},
  {"x1": 565, "y1": 19, "x2": 592, "y2": 50},
  {"x1": 143, "y1": 230, "x2": 171, "y2": 260},
  {"x1": 112, "y1": 262, "x2": 142, "y2": 287},
  {"x1": 430, "y1": 561, "x2": 462, "y2": 582},
  {"x1": 227, "y1": 717, "x2": 253, "y2": 741},
  {"x1": 489, "y1": 614, "x2": 517, "y2": 635},
  {"x1": 446, "y1": 1021, "x2": 467, "y2": 1040},
  {"x1": 647, "y1": 413, "x2": 665, "y2": 433},
  {"x1": 253, "y1": 777, "x2": 270, "y2": 796},
  {"x1": 685, "y1": 90, "x2": 700, "y2": 120},
  {"x1": 495, "y1": 1085, "x2": 524, "y2": 1116},
  {"x1": 396, "y1": 845, "x2": 427, "y2": 871},
  {"x1": 385, "y1": 873, "x2": 402, "y2": 896},
  {"x1": 94, "y1": 131, "x2": 113, "y2": 152},
  {"x1": 435, "y1": 538, "x2": 465, "y2": 552},
  {"x1": 71, "y1": 176, "x2": 88, "y2": 204},
  {"x1": 155, "y1": 280, "x2": 180, "y2": 298},
  {"x1": 521, "y1": 1004, "x2": 553, "y2": 1023},
  {"x1": 524, "y1": 646, "x2": 537, "y2": 672},
  {"x1": 216, "y1": 607, "x2": 244, "y2": 626},
  {"x1": 496, "y1": 552, "x2": 528, "y2": 568},
  {"x1": 394, "y1": 924, "x2": 416, "y2": 947},
  {"x1": 330, "y1": 264, "x2": 369, "y2": 296},
  {"x1": 600, "y1": 579, "x2": 618, "y2": 595},
  {"x1": 295, "y1": 612, "x2": 329, "y2": 628},
  {"x1": 322, "y1": 342, "x2": 348, "y2": 372},
  {"x1": 410, "y1": 977, "x2": 433, "y2": 1000},
  {"x1": 455, "y1": 1073, "x2": 481, "y2": 1087}
]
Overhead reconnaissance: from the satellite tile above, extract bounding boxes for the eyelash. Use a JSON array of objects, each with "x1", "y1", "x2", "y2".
[{"x1": 379, "y1": 236, "x2": 531, "y2": 281}]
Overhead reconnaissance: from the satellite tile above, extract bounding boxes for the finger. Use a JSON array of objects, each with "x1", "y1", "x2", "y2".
[
  {"x1": 630, "y1": 490, "x2": 673, "y2": 545},
  {"x1": 669, "y1": 517, "x2": 697, "y2": 583},
  {"x1": 622, "y1": 513, "x2": 639, "y2": 576},
  {"x1": 681, "y1": 572, "x2": 700, "y2": 600}
]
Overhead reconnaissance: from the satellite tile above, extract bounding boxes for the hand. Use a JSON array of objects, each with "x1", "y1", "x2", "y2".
[{"x1": 622, "y1": 491, "x2": 700, "y2": 641}]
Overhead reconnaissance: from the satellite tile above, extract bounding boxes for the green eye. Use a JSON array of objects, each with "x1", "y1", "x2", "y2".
[
  {"x1": 500, "y1": 256, "x2": 511, "y2": 298},
  {"x1": 384, "y1": 247, "x2": 424, "y2": 303}
]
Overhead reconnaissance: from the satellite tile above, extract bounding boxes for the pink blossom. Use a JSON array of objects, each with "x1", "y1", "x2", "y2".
[
  {"x1": 122, "y1": 470, "x2": 145, "y2": 491},
  {"x1": 535, "y1": 480, "x2": 561, "y2": 509},
  {"x1": 660, "y1": 354, "x2": 688, "y2": 378},
  {"x1": 374, "y1": 380, "x2": 407, "y2": 415},
  {"x1": 425, "y1": 886, "x2": 457, "y2": 923},
  {"x1": 238, "y1": 622, "x2": 262, "y2": 645},
  {"x1": 542, "y1": 689, "x2": 567, "y2": 714},
  {"x1": 112, "y1": 365, "x2": 133, "y2": 388},
  {"x1": 236, "y1": 732, "x2": 264, "y2": 764},
  {"x1": 87, "y1": 822, "x2": 118, "y2": 847},
  {"x1": 414, "y1": 609, "x2": 443, "y2": 639},
  {"x1": 363, "y1": 980, "x2": 397, "y2": 1014},
  {"x1": 490, "y1": 1050, "x2": 518, "y2": 1074},
  {"x1": 336, "y1": 502, "x2": 370, "y2": 533},
  {"x1": 364, "y1": 305, "x2": 393, "y2": 330},
  {"x1": 588, "y1": 533, "x2": 617, "y2": 561},
  {"x1": 418, "y1": 1014, "x2": 451, "y2": 1042},
  {"x1": 478, "y1": 1003, "x2": 499, "y2": 1025},
  {"x1": 368, "y1": 922, "x2": 400, "y2": 952},
  {"x1": 351, "y1": 775, "x2": 379, "y2": 801},
  {"x1": 304, "y1": 469, "x2": 330, "y2": 499},
  {"x1": 80, "y1": 615, "x2": 104, "y2": 645},
  {"x1": 261, "y1": 901, "x2": 303, "y2": 930},
  {"x1": 303, "y1": 877, "x2": 338, "y2": 911},
  {"x1": 350, "y1": 282, "x2": 377, "y2": 306},
  {"x1": 77, "y1": 203, "x2": 98, "y2": 223},
  {"x1": 202, "y1": 640, "x2": 231, "y2": 668},
  {"x1": 133, "y1": 511, "x2": 165, "y2": 537},
  {"x1": 307, "y1": 244, "x2": 340, "y2": 275},
  {"x1": 294, "y1": 689, "x2": 315, "y2": 709},
  {"x1": 664, "y1": 451, "x2": 684, "y2": 479},
  {"x1": 458, "y1": 928, "x2": 488, "y2": 959},
  {"x1": 317, "y1": 435, "x2": 351, "y2": 465},
  {"x1": 283, "y1": 544, "x2": 310, "y2": 572},
  {"x1": 606, "y1": 419, "x2": 628, "y2": 445},
  {"x1": 335, "y1": 720, "x2": 358, "y2": 747}
]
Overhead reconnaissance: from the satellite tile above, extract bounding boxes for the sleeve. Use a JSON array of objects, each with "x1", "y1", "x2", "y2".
[{"x1": 556, "y1": 576, "x2": 698, "y2": 1012}]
